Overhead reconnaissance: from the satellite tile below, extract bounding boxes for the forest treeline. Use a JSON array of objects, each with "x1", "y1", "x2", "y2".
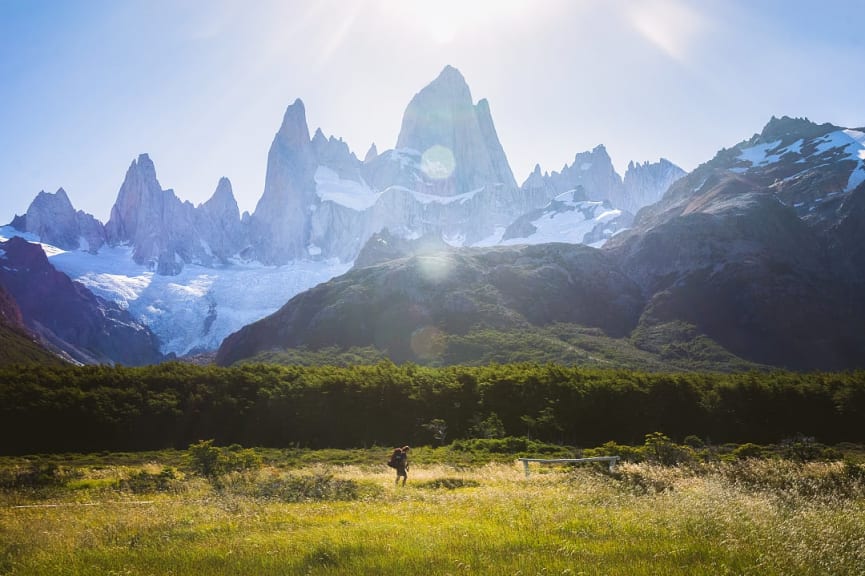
[{"x1": 1, "y1": 362, "x2": 864, "y2": 455}]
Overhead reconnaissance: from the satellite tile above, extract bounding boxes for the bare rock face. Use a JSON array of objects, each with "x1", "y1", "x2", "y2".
[
  {"x1": 396, "y1": 65, "x2": 516, "y2": 195},
  {"x1": 24, "y1": 188, "x2": 106, "y2": 253},
  {"x1": 105, "y1": 154, "x2": 244, "y2": 273},
  {"x1": 248, "y1": 99, "x2": 318, "y2": 264},
  {"x1": 248, "y1": 71, "x2": 530, "y2": 263},
  {"x1": 25, "y1": 188, "x2": 79, "y2": 249},
  {"x1": 0, "y1": 236, "x2": 162, "y2": 365},
  {"x1": 75, "y1": 210, "x2": 107, "y2": 253},
  {"x1": 364, "y1": 142, "x2": 379, "y2": 163},
  {"x1": 247, "y1": 67, "x2": 647, "y2": 264},
  {"x1": 197, "y1": 177, "x2": 245, "y2": 264},
  {"x1": 312, "y1": 129, "x2": 363, "y2": 181},
  {"x1": 105, "y1": 154, "x2": 194, "y2": 273},
  {"x1": 620, "y1": 159, "x2": 686, "y2": 215},
  {"x1": 524, "y1": 145, "x2": 623, "y2": 206}
]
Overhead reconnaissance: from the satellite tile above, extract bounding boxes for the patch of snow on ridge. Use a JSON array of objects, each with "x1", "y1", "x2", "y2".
[
  {"x1": 736, "y1": 140, "x2": 782, "y2": 168},
  {"x1": 829, "y1": 130, "x2": 865, "y2": 192},
  {"x1": 733, "y1": 139, "x2": 805, "y2": 173},
  {"x1": 815, "y1": 130, "x2": 865, "y2": 155},
  {"x1": 314, "y1": 166, "x2": 380, "y2": 211},
  {"x1": 500, "y1": 200, "x2": 620, "y2": 246}
]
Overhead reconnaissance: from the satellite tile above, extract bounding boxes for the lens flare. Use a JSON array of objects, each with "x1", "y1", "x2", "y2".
[
  {"x1": 416, "y1": 254, "x2": 452, "y2": 284},
  {"x1": 410, "y1": 325, "x2": 446, "y2": 360},
  {"x1": 421, "y1": 145, "x2": 456, "y2": 180}
]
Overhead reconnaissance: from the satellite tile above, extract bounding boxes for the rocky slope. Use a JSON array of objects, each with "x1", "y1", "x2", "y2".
[
  {"x1": 23, "y1": 188, "x2": 106, "y2": 253},
  {"x1": 620, "y1": 158, "x2": 686, "y2": 215},
  {"x1": 606, "y1": 117, "x2": 865, "y2": 369},
  {"x1": 216, "y1": 241, "x2": 644, "y2": 365},
  {"x1": 0, "y1": 236, "x2": 163, "y2": 365},
  {"x1": 0, "y1": 282, "x2": 62, "y2": 365}
]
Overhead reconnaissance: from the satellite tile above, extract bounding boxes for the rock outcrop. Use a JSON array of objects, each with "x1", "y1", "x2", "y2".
[
  {"x1": 24, "y1": 188, "x2": 106, "y2": 252},
  {"x1": 104, "y1": 154, "x2": 245, "y2": 273},
  {"x1": 620, "y1": 158, "x2": 686, "y2": 214},
  {"x1": 396, "y1": 65, "x2": 517, "y2": 195},
  {"x1": 197, "y1": 177, "x2": 246, "y2": 264},
  {"x1": 247, "y1": 99, "x2": 318, "y2": 264}
]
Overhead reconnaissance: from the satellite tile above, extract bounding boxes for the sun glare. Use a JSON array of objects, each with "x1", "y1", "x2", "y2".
[
  {"x1": 627, "y1": 0, "x2": 705, "y2": 62},
  {"x1": 385, "y1": 0, "x2": 533, "y2": 44}
]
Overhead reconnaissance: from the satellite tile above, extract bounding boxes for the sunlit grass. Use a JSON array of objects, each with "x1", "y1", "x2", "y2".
[{"x1": 2, "y1": 460, "x2": 863, "y2": 575}]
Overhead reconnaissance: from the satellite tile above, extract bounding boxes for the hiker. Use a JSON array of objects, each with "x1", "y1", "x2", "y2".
[{"x1": 388, "y1": 446, "x2": 410, "y2": 485}]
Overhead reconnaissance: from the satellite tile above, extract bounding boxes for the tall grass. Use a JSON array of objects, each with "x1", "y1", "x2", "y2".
[{"x1": 1, "y1": 459, "x2": 863, "y2": 575}]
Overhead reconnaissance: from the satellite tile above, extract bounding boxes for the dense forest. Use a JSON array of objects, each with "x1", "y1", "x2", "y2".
[{"x1": 1, "y1": 362, "x2": 863, "y2": 455}]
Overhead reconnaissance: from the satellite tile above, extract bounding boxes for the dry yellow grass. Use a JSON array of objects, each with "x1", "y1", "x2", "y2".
[{"x1": 1, "y1": 460, "x2": 863, "y2": 575}]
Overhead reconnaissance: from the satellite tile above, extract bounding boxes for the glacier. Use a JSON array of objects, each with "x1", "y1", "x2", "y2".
[{"x1": 1, "y1": 226, "x2": 350, "y2": 356}]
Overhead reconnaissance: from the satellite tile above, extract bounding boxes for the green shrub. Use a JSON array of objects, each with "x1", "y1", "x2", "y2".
[
  {"x1": 120, "y1": 467, "x2": 180, "y2": 493},
  {"x1": 732, "y1": 443, "x2": 765, "y2": 460},
  {"x1": 449, "y1": 436, "x2": 568, "y2": 456},
  {"x1": 683, "y1": 435, "x2": 705, "y2": 448},
  {"x1": 0, "y1": 462, "x2": 81, "y2": 490},
  {"x1": 583, "y1": 441, "x2": 644, "y2": 462},
  {"x1": 643, "y1": 432, "x2": 692, "y2": 465},
  {"x1": 469, "y1": 413, "x2": 506, "y2": 439},
  {"x1": 187, "y1": 440, "x2": 262, "y2": 478},
  {"x1": 416, "y1": 477, "x2": 480, "y2": 490}
]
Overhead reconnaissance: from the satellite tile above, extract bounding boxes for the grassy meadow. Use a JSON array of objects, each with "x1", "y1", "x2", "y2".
[{"x1": 2, "y1": 447, "x2": 864, "y2": 575}]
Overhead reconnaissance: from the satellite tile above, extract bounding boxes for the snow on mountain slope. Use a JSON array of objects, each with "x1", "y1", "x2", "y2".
[
  {"x1": 481, "y1": 190, "x2": 628, "y2": 248},
  {"x1": 1, "y1": 226, "x2": 350, "y2": 356},
  {"x1": 314, "y1": 166, "x2": 380, "y2": 211},
  {"x1": 314, "y1": 165, "x2": 484, "y2": 212},
  {"x1": 733, "y1": 129, "x2": 865, "y2": 191}
]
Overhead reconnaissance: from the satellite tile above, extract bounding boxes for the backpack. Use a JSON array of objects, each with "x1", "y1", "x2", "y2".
[{"x1": 387, "y1": 451, "x2": 404, "y2": 468}]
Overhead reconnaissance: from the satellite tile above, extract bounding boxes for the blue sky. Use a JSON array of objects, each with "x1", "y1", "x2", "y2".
[{"x1": 1, "y1": 0, "x2": 863, "y2": 222}]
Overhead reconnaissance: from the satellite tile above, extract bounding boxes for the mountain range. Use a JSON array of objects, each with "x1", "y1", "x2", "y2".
[
  {"x1": 4, "y1": 68, "x2": 863, "y2": 371},
  {"x1": 1, "y1": 66, "x2": 683, "y2": 362},
  {"x1": 216, "y1": 117, "x2": 865, "y2": 371}
]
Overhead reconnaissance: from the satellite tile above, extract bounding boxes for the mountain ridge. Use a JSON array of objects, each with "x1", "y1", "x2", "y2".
[{"x1": 216, "y1": 116, "x2": 865, "y2": 371}]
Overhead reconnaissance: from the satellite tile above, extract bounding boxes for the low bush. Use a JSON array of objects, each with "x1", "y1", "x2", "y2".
[
  {"x1": 0, "y1": 462, "x2": 81, "y2": 491},
  {"x1": 119, "y1": 467, "x2": 181, "y2": 494},
  {"x1": 449, "y1": 436, "x2": 570, "y2": 456},
  {"x1": 187, "y1": 440, "x2": 262, "y2": 478},
  {"x1": 416, "y1": 477, "x2": 480, "y2": 490},
  {"x1": 224, "y1": 469, "x2": 367, "y2": 502}
]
